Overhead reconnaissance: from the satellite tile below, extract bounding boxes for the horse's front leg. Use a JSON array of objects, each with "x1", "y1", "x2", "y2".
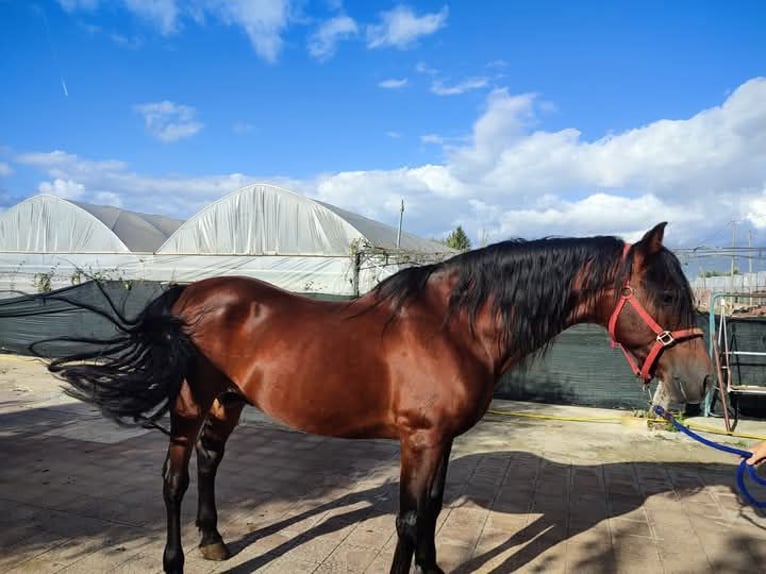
[
  {"x1": 391, "y1": 432, "x2": 453, "y2": 574},
  {"x1": 196, "y1": 396, "x2": 244, "y2": 560},
  {"x1": 416, "y1": 439, "x2": 452, "y2": 570}
]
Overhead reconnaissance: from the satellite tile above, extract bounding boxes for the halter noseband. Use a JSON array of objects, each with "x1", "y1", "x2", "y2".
[{"x1": 607, "y1": 243, "x2": 704, "y2": 382}]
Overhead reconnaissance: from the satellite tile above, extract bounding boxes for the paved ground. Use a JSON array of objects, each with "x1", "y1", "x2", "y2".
[{"x1": 1, "y1": 355, "x2": 765, "y2": 573}]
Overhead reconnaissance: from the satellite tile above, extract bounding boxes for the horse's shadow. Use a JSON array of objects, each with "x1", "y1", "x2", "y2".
[{"x1": 219, "y1": 449, "x2": 763, "y2": 573}]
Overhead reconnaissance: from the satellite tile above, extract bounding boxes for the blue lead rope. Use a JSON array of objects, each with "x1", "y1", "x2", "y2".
[{"x1": 652, "y1": 405, "x2": 766, "y2": 509}]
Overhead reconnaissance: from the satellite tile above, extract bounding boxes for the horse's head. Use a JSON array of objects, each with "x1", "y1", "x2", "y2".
[{"x1": 607, "y1": 222, "x2": 712, "y2": 408}]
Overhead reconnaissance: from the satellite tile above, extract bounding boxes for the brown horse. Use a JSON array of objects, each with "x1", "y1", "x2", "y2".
[{"x1": 46, "y1": 222, "x2": 712, "y2": 574}]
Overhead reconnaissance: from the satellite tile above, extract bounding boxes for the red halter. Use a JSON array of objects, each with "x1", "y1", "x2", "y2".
[{"x1": 607, "y1": 243, "x2": 704, "y2": 382}]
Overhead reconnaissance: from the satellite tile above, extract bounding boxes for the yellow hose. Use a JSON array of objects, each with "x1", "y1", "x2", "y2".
[
  {"x1": 0, "y1": 354, "x2": 39, "y2": 363},
  {"x1": 683, "y1": 420, "x2": 766, "y2": 441},
  {"x1": 486, "y1": 409, "x2": 766, "y2": 441},
  {"x1": 486, "y1": 409, "x2": 624, "y2": 423}
]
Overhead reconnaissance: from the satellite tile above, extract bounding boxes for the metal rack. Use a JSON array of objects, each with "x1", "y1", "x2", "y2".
[{"x1": 704, "y1": 292, "x2": 766, "y2": 429}]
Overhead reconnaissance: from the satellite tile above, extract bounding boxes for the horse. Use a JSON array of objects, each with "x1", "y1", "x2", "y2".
[{"x1": 43, "y1": 221, "x2": 712, "y2": 574}]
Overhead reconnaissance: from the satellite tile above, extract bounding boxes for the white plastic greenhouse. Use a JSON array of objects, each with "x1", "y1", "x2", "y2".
[{"x1": 0, "y1": 184, "x2": 453, "y2": 296}]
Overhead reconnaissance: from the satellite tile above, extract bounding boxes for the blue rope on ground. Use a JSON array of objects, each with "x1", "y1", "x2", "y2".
[{"x1": 652, "y1": 405, "x2": 766, "y2": 509}]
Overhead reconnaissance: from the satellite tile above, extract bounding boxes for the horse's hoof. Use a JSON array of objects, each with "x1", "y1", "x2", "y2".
[{"x1": 199, "y1": 541, "x2": 231, "y2": 561}]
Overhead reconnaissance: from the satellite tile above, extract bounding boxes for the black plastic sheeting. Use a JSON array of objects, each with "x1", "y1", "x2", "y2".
[
  {"x1": 1, "y1": 281, "x2": 763, "y2": 413},
  {"x1": 0, "y1": 281, "x2": 166, "y2": 357},
  {"x1": 497, "y1": 315, "x2": 766, "y2": 414},
  {"x1": 496, "y1": 324, "x2": 666, "y2": 410},
  {"x1": 721, "y1": 316, "x2": 766, "y2": 392}
]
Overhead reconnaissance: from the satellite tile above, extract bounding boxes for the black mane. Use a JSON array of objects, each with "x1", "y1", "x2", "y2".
[{"x1": 375, "y1": 235, "x2": 695, "y2": 358}]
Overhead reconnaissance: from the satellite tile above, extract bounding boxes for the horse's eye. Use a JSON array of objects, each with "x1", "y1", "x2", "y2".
[{"x1": 660, "y1": 292, "x2": 676, "y2": 306}]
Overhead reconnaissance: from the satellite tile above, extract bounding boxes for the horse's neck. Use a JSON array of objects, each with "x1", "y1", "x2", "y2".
[
  {"x1": 423, "y1": 249, "x2": 620, "y2": 374},
  {"x1": 564, "y1": 284, "x2": 617, "y2": 330}
]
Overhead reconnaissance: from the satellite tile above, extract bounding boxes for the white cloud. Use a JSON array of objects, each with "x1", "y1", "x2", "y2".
[
  {"x1": 93, "y1": 191, "x2": 123, "y2": 207},
  {"x1": 486, "y1": 59, "x2": 508, "y2": 69},
  {"x1": 19, "y1": 150, "x2": 127, "y2": 177},
  {"x1": 417, "y1": 63, "x2": 492, "y2": 97},
  {"x1": 15, "y1": 150, "x2": 258, "y2": 216},
  {"x1": 62, "y1": 2, "x2": 467, "y2": 63},
  {"x1": 415, "y1": 62, "x2": 439, "y2": 76},
  {"x1": 232, "y1": 121, "x2": 255, "y2": 134},
  {"x1": 744, "y1": 191, "x2": 766, "y2": 229},
  {"x1": 58, "y1": 0, "x2": 294, "y2": 62},
  {"x1": 467, "y1": 194, "x2": 702, "y2": 244},
  {"x1": 58, "y1": 0, "x2": 100, "y2": 11},
  {"x1": 420, "y1": 134, "x2": 445, "y2": 145},
  {"x1": 448, "y1": 89, "x2": 538, "y2": 178},
  {"x1": 0, "y1": 162, "x2": 12, "y2": 176},
  {"x1": 386, "y1": 131, "x2": 402, "y2": 139},
  {"x1": 367, "y1": 5, "x2": 448, "y2": 50},
  {"x1": 452, "y1": 78, "x2": 766, "y2": 205},
  {"x1": 14, "y1": 77, "x2": 766, "y2": 248},
  {"x1": 430, "y1": 77, "x2": 489, "y2": 96},
  {"x1": 38, "y1": 178, "x2": 86, "y2": 200},
  {"x1": 204, "y1": 0, "x2": 292, "y2": 63},
  {"x1": 308, "y1": 15, "x2": 358, "y2": 61},
  {"x1": 378, "y1": 78, "x2": 408, "y2": 89},
  {"x1": 134, "y1": 100, "x2": 203, "y2": 143},
  {"x1": 309, "y1": 77, "x2": 766, "y2": 246},
  {"x1": 109, "y1": 33, "x2": 143, "y2": 49},
  {"x1": 123, "y1": 0, "x2": 178, "y2": 34},
  {"x1": 322, "y1": 0, "x2": 344, "y2": 10},
  {"x1": 311, "y1": 165, "x2": 457, "y2": 223}
]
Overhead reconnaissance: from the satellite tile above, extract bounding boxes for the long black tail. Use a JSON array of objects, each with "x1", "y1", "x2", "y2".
[{"x1": 45, "y1": 283, "x2": 195, "y2": 432}]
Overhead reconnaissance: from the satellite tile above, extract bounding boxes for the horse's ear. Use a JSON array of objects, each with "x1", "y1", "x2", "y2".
[{"x1": 636, "y1": 222, "x2": 667, "y2": 256}]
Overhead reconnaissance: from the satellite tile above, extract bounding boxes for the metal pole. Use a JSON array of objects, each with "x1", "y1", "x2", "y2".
[
  {"x1": 352, "y1": 251, "x2": 361, "y2": 297},
  {"x1": 749, "y1": 229, "x2": 753, "y2": 307},
  {"x1": 730, "y1": 220, "x2": 737, "y2": 277},
  {"x1": 396, "y1": 199, "x2": 404, "y2": 249},
  {"x1": 730, "y1": 220, "x2": 737, "y2": 295}
]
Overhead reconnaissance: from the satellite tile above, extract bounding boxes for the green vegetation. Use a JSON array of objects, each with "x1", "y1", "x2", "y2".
[
  {"x1": 445, "y1": 225, "x2": 472, "y2": 251},
  {"x1": 699, "y1": 269, "x2": 740, "y2": 278}
]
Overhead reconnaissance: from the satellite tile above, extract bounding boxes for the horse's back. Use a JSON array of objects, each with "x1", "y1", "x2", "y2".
[{"x1": 178, "y1": 274, "x2": 320, "y2": 304}]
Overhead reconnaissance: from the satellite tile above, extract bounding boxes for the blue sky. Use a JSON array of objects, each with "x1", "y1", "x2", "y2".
[{"x1": 1, "y1": 0, "x2": 765, "y2": 254}]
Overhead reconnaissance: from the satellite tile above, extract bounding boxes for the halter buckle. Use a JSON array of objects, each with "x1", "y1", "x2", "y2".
[{"x1": 656, "y1": 330, "x2": 674, "y2": 346}]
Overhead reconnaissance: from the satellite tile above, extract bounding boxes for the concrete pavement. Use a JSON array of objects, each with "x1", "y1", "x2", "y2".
[{"x1": 1, "y1": 355, "x2": 764, "y2": 573}]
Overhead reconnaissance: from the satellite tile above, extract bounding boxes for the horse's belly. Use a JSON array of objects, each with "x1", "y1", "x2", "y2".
[{"x1": 242, "y1": 370, "x2": 397, "y2": 440}]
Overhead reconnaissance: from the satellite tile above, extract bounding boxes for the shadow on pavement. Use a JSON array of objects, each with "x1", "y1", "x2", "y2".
[{"x1": 1, "y1": 403, "x2": 763, "y2": 573}]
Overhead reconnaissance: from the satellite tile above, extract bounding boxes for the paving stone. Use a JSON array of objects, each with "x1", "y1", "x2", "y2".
[
  {"x1": 314, "y1": 543, "x2": 379, "y2": 573},
  {"x1": 3, "y1": 358, "x2": 766, "y2": 573}
]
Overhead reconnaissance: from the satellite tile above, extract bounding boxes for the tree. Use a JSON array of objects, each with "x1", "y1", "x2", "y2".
[
  {"x1": 445, "y1": 225, "x2": 472, "y2": 251},
  {"x1": 700, "y1": 269, "x2": 740, "y2": 278}
]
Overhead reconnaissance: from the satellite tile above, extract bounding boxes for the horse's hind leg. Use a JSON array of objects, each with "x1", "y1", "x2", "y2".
[
  {"x1": 163, "y1": 380, "x2": 212, "y2": 574},
  {"x1": 196, "y1": 393, "x2": 244, "y2": 561}
]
